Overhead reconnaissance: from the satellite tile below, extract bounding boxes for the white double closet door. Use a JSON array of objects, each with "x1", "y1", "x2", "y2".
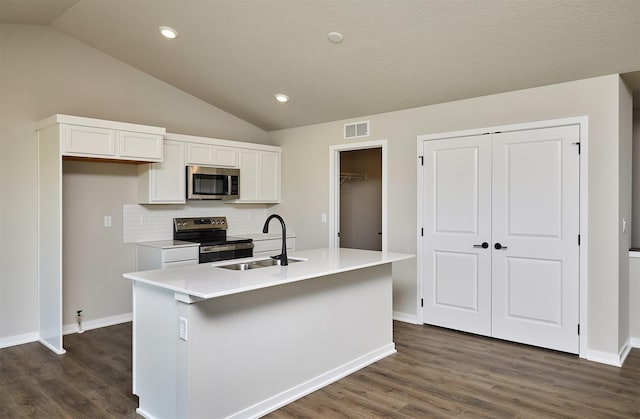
[{"x1": 421, "y1": 125, "x2": 580, "y2": 354}]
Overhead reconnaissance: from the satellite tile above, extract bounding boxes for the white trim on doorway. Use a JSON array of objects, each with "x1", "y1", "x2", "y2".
[
  {"x1": 416, "y1": 116, "x2": 589, "y2": 360},
  {"x1": 329, "y1": 140, "x2": 388, "y2": 252}
]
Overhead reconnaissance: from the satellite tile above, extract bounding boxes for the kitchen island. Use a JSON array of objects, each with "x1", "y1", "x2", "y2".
[{"x1": 124, "y1": 247, "x2": 413, "y2": 419}]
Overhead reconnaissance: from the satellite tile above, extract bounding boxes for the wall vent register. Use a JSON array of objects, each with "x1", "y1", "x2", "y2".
[{"x1": 344, "y1": 121, "x2": 370, "y2": 139}]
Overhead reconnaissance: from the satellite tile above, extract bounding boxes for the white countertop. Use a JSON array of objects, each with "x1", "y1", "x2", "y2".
[
  {"x1": 135, "y1": 240, "x2": 200, "y2": 249},
  {"x1": 124, "y1": 247, "x2": 413, "y2": 300}
]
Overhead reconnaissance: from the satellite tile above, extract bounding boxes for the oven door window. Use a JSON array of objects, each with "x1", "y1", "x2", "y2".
[{"x1": 193, "y1": 174, "x2": 227, "y2": 196}]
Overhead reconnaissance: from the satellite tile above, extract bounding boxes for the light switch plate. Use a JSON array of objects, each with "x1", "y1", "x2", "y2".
[{"x1": 104, "y1": 215, "x2": 112, "y2": 227}]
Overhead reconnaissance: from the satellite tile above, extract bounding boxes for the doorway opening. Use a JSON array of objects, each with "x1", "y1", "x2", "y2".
[{"x1": 329, "y1": 140, "x2": 388, "y2": 251}]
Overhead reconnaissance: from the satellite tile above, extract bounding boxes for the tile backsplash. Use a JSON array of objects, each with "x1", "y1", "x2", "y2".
[{"x1": 123, "y1": 202, "x2": 270, "y2": 243}]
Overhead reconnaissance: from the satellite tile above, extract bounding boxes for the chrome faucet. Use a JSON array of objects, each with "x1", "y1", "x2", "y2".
[{"x1": 262, "y1": 214, "x2": 288, "y2": 266}]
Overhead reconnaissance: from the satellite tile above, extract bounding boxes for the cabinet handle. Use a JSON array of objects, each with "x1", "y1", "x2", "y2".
[
  {"x1": 494, "y1": 242, "x2": 508, "y2": 250},
  {"x1": 473, "y1": 242, "x2": 489, "y2": 249}
]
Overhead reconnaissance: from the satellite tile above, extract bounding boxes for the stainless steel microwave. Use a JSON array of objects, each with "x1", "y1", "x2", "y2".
[{"x1": 186, "y1": 165, "x2": 240, "y2": 200}]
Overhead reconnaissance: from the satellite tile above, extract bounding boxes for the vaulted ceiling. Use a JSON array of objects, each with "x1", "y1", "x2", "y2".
[{"x1": 1, "y1": 0, "x2": 639, "y2": 131}]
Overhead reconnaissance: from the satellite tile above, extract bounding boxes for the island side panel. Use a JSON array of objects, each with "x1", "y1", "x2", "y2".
[
  {"x1": 133, "y1": 281, "x2": 180, "y2": 418},
  {"x1": 182, "y1": 263, "x2": 394, "y2": 419}
]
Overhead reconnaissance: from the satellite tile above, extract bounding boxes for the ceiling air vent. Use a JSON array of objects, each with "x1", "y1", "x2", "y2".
[{"x1": 344, "y1": 121, "x2": 370, "y2": 139}]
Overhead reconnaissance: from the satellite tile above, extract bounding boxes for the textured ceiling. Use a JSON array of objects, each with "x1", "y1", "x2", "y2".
[{"x1": 1, "y1": 0, "x2": 639, "y2": 131}]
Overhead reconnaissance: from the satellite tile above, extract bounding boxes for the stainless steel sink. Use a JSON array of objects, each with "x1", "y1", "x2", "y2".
[{"x1": 218, "y1": 258, "x2": 304, "y2": 271}]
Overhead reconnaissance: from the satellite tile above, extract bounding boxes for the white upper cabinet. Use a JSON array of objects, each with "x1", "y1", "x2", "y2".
[
  {"x1": 236, "y1": 149, "x2": 281, "y2": 203},
  {"x1": 118, "y1": 131, "x2": 163, "y2": 161},
  {"x1": 63, "y1": 125, "x2": 116, "y2": 157},
  {"x1": 187, "y1": 143, "x2": 238, "y2": 167},
  {"x1": 164, "y1": 132, "x2": 282, "y2": 205},
  {"x1": 138, "y1": 140, "x2": 186, "y2": 204},
  {"x1": 39, "y1": 114, "x2": 165, "y2": 162}
]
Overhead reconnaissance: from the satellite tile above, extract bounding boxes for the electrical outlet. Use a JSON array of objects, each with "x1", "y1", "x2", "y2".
[
  {"x1": 179, "y1": 317, "x2": 188, "y2": 341},
  {"x1": 104, "y1": 215, "x2": 112, "y2": 227},
  {"x1": 321, "y1": 213, "x2": 327, "y2": 224},
  {"x1": 139, "y1": 216, "x2": 147, "y2": 225},
  {"x1": 623, "y1": 218, "x2": 627, "y2": 233}
]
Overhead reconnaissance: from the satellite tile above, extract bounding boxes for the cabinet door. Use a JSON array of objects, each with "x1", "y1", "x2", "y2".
[
  {"x1": 212, "y1": 146, "x2": 238, "y2": 167},
  {"x1": 253, "y1": 237, "x2": 295, "y2": 254},
  {"x1": 187, "y1": 143, "x2": 237, "y2": 167},
  {"x1": 238, "y1": 149, "x2": 260, "y2": 201},
  {"x1": 119, "y1": 131, "x2": 163, "y2": 162},
  {"x1": 149, "y1": 140, "x2": 186, "y2": 203},
  {"x1": 259, "y1": 151, "x2": 280, "y2": 202},
  {"x1": 236, "y1": 149, "x2": 281, "y2": 203},
  {"x1": 138, "y1": 140, "x2": 185, "y2": 204},
  {"x1": 62, "y1": 124, "x2": 116, "y2": 157},
  {"x1": 187, "y1": 143, "x2": 214, "y2": 165}
]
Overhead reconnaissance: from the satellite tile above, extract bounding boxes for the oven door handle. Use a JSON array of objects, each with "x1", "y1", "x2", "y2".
[{"x1": 200, "y1": 243, "x2": 254, "y2": 253}]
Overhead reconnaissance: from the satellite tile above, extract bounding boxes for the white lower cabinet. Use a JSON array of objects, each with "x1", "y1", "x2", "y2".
[
  {"x1": 252, "y1": 236, "x2": 296, "y2": 257},
  {"x1": 138, "y1": 140, "x2": 186, "y2": 204},
  {"x1": 136, "y1": 243, "x2": 199, "y2": 270}
]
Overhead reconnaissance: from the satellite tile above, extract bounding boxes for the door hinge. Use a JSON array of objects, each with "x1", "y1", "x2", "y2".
[
  {"x1": 421, "y1": 298, "x2": 424, "y2": 307},
  {"x1": 419, "y1": 156, "x2": 424, "y2": 166},
  {"x1": 578, "y1": 234, "x2": 580, "y2": 246},
  {"x1": 572, "y1": 142, "x2": 581, "y2": 154},
  {"x1": 421, "y1": 228, "x2": 424, "y2": 236},
  {"x1": 577, "y1": 324, "x2": 580, "y2": 335}
]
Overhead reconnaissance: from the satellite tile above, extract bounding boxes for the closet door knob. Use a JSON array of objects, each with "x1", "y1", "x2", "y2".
[
  {"x1": 494, "y1": 242, "x2": 508, "y2": 250},
  {"x1": 473, "y1": 242, "x2": 489, "y2": 249}
]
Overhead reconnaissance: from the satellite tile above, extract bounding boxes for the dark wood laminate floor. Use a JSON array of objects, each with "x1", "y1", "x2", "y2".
[{"x1": 1, "y1": 322, "x2": 638, "y2": 418}]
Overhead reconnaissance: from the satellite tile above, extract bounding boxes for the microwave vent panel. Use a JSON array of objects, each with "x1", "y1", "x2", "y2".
[{"x1": 344, "y1": 121, "x2": 370, "y2": 139}]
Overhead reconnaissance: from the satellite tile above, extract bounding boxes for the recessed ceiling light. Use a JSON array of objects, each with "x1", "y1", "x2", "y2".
[
  {"x1": 327, "y1": 31, "x2": 344, "y2": 43},
  {"x1": 275, "y1": 94, "x2": 289, "y2": 103},
  {"x1": 159, "y1": 26, "x2": 178, "y2": 39}
]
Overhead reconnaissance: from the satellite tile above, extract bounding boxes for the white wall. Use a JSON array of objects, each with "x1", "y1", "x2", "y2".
[
  {"x1": 630, "y1": 256, "x2": 640, "y2": 343},
  {"x1": 618, "y1": 79, "x2": 633, "y2": 350},
  {"x1": 632, "y1": 110, "x2": 640, "y2": 246},
  {"x1": 62, "y1": 161, "x2": 138, "y2": 327},
  {"x1": 0, "y1": 24, "x2": 268, "y2": 344},
  {"x1": 270, "y1": 74, "x2": 631, "y2": 357}
]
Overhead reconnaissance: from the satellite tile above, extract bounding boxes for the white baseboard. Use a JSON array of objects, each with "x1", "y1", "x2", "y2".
[
  {"x1": 584, "y1": 342, "x2": 631, "y2": 368},
  {"x1": 618, "y1": 338, "x2": 632, "y2": 367},
  {"x1": 0, "y1": 313, "x2": 132, "y2": 351},
  {"x1": 230, "y1": 343, "x2": 397, "y2": 419},
  {"x1": 0, "y1": 331, "x2": 39, "y2": 349},
  {"x1": 39, "y1": 337, "x2": 66, "y2": 355},
  {"x1": 631, "y1": 337, "x2": 640, "y2": 348},
  {"x1": 63, "y1": 312, "x2": 133, "y2": 335},
  {"x1": 393, "y1": 311, "x2": 419, "y2": 324}
]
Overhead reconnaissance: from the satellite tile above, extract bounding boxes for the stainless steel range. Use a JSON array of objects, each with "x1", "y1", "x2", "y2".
[{"x1": 173, "y1": 216, "x2": 253, "y2": 263}]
